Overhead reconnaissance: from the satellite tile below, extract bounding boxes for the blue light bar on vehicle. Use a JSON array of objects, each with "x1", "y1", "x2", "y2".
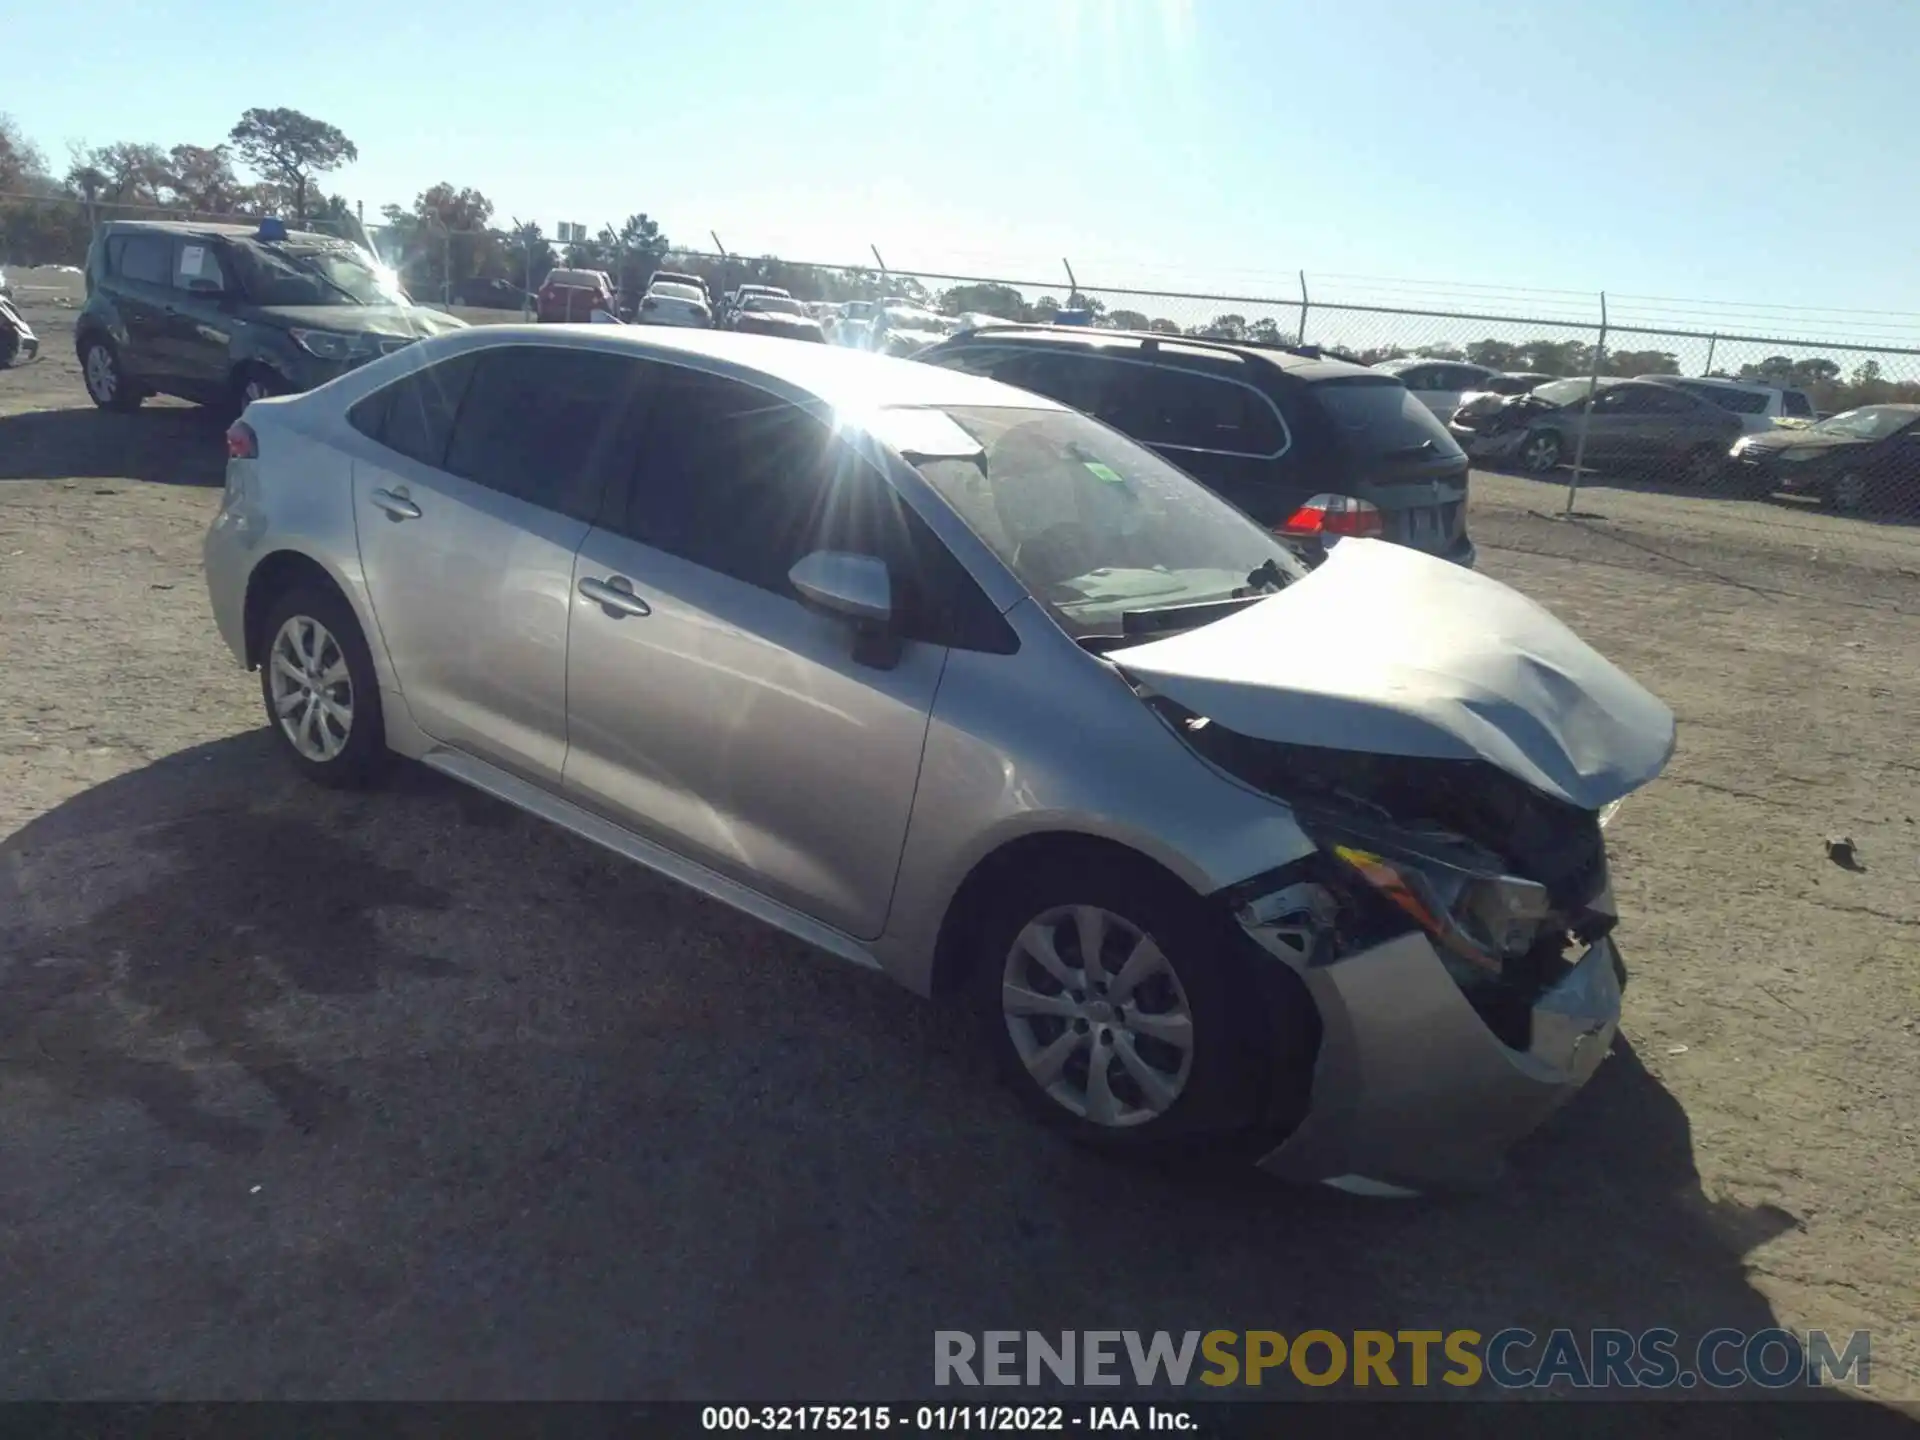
[{"x1": 256, "y1": 217, "x2": 289, "y2": 242}]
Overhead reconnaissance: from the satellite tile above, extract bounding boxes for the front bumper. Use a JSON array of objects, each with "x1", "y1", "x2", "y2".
[
  {"x1": 1254, "y1": 929, "x2": 1623, "y2": 1192},
  {"x1": 1450, "y1": 424, "x2": 1528, "y2": 462}
]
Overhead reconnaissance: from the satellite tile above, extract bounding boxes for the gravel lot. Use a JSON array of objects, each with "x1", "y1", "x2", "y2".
[{"x1": 2, "y1": 269, "x2": 1918, "y2": 1420}]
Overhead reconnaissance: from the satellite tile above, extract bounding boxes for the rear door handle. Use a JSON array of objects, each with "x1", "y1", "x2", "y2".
[
  {"x1": 578, "y1": 574, "x2": 651, "y2": 618},
  {"x1": 370, "y1": 487, "x2": 422, "y2": 521}
]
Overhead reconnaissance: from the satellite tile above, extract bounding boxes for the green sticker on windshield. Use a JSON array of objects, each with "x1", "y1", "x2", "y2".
[{"x1": 1083, "y1": 461, "x2": 1126, "y2": 485}]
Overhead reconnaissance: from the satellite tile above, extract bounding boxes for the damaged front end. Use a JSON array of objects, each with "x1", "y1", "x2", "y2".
[{"x1": 1157, "y1": 699, "x2": 1631, "y2": 1191}]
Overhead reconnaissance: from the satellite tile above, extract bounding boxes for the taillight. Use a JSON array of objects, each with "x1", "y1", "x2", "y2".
[
  {"x1": 1277, "y1": 494, "x2": 1383, "y2": 539},
  {"x1": 226, "y1": 421, "x2": 258, "y2": 460}
]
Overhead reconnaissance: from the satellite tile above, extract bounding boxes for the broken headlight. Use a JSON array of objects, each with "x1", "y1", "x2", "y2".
[{"x1": 1327, "y1": 842, "x2": 1551, "y2": 984}]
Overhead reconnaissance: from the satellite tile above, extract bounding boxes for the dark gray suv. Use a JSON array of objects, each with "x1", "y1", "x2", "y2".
[
  {"x1": 916, "y1": 326, "x2": 1475, "y2": 566},
  {"x1": 74, "y1": 219, "x2": 464, "y2": 415}
]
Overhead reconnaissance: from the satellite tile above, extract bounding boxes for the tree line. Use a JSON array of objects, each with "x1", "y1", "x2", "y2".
[{"x1": 4, "y1": 108, "x2": 1915, "y2": 415}]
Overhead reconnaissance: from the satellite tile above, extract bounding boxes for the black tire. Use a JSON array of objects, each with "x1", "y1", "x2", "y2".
[
  {"x1": 1826, "y1": 470, "x2": 1871, "y2": 515},
  {"x1": 0, "y1": 325, "x2": 18, "y2": 369},
  {"x1": 1680, "y1": 444, "x2": 1725, "y2": 487},
  {"x1": 1519, "y1": 428, "x2": 1563, "y2": 474},
  {"x1": 79, "y1": 336, "x2": 143, "y2": 412},
  {"x1": 231, "y1": 365, "x2": 286, "y2": 418},
  {"x1": 971, "y1": 852, "x2": 1303, "y2": 1157},
  {"x1": 257, "y1": 584, "x2": 393, "y2": 790}
]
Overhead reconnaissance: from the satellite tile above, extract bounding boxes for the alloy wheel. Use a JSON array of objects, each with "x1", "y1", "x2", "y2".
[
  {"x1": 84, "y1": 344, "x2": 117, "y2": 403},
  {"x1": 1522, "y1": 432, "x2": 1560, "y2": 473},
  {"x1": 1833, "y1": 471, "x2": 1867, "y2": 514},
  {"x1": 267, "y1": 615, "x2": 354, "y2": 762},
  {"x1": 1001, "y1": 904, "x2": 1195, "y2": 1128}
]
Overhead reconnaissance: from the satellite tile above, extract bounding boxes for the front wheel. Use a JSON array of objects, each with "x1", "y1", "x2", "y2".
[
  {"x1": 80, "y1": 337, "x2": 142, "y2": 412},
  {"x1": 974, "y1": 858, "x2": 1296, "y2": 1155},
  {"x1": 258, "y1": 585, "x2": 393, "y2": 789},
  {"x1": 1828, "y1": 470, "x2": 1870, "y2": 515},
  {"x1": 1519, "y1": 429, "x2": 1563, "y2": 474}
]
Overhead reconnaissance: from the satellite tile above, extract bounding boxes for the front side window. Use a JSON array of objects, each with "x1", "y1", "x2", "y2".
[
  {"x1": 228, "y1": 239, "x2": 407, "y2": 307},
  {"x1": 442, "y1": 346, "x2": 643, "y2": 520},
  {"x1": 172, "y1": 240, "x2": 230, "y2": 294},
  {"x1": 904, "y1": 405, "x2": 1309, "y2": 642},
  {"x1": 1639, "y1": 386, "x2": 1699, "y2": 414}
]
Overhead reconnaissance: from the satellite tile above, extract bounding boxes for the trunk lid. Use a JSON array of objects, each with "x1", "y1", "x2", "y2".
[{"x1": 1113, "y1": 538, "x2": 1675, "y2": 810}]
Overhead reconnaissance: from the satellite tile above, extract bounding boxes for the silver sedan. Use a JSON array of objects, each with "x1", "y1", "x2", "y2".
[{"x1": 203, "y1": 325, "x2": 1675, "y2": 1193}]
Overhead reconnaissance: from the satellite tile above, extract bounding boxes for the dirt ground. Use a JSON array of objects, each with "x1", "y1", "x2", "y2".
[{"x1": 2, "y1": 269, "x2": 1918, "y2": 1416}]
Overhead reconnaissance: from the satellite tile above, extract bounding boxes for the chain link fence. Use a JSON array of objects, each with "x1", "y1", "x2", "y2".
[{"x1": 6, "y1": 188, "x2": 1919, "y2": 527}]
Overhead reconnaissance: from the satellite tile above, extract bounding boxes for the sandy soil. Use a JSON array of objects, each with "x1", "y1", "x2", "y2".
[{"x1": 2, "y1": 270, "x2": 1918, "y2": 1417}]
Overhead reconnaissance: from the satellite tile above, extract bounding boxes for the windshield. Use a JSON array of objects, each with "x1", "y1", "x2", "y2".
[
  {"x1": 230, "y1": 240, "x2": 408, "y2": 307},
  {"x1": 745, "y1": 295, "x2": 805, "y2": 315},
  {"x1": 1310, "y1": 379, "x2": 1466, "y2": 459},
  {"x1": 1813, "y1": 406, "x2": 1917, "y2": 441},
  {"x1": 651, "y1": 283, "x2": 703, "y2": 303},
  {"x1": 904, "y1": 405, "x2": 1309, "y2": 642}
]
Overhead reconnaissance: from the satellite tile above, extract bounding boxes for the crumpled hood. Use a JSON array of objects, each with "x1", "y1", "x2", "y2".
[
  {"x1": 1740, "y1": 426, "x2": 1859, "y2": 457},
  {"x1": 1114, "y1": 538, "x2": 1676, "y2": 811}
]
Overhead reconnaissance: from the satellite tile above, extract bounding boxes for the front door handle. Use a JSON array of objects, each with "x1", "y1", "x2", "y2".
[
  {"x1": 578, "y1": 574, "x2": 652, "y2": 618},
  {"x1": 370, "y1": 487, "x2": 422, "y2": 521}
]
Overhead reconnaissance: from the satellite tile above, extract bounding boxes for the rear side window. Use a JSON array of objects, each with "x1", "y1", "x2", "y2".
[
  {"x1": 1676, "y1": 383, "x2": 1768, "y2": 415},
  {"x1": 1131, "y1": 367, "x2": 1286, "y2": 454},
  {"x1": 114, "y1": 234, "x2": 173, "y2": 286},
  {"x1": 1311, "y1": 379, "x2": 1465, "y2": 458},
  {"x1": 1782, "y1": 391, "x2": 1813, "y2": 418},
  {"x1": 442, "y1": 345, "x2": 643, "y2": 520},
  {"x1": 995, "y1": 352, "x2": 1141, "y2": 429},
  {"x1": 351, "y1": 352, "x2": 478, "y2": 468}
]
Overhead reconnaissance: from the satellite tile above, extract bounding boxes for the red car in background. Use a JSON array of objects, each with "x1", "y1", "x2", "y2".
[{"x1": 536, "y1": 268, "x2": 616, "y2": 322}]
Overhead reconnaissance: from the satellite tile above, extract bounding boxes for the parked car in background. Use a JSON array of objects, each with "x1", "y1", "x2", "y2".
[
  {"x1": 1645, "y1": 375, "x2": 1816, "y2": 434},
  {"x1": 1452, "y1": 372, "x2": 1559, "y2": 422},
  {"x1": 640, "y1": 270, "x2": 712, "y2": 318},
  {"x1": 917, "y1": 325, "x2": 1476, "y2": 566},
  {"x1": 1727, "y1": 404, "x2": 1920, "y2": 513},
  {"x1": 1372, "y1": 358, "x2": 1499, "y2": 418},
  {"x1": 1449, "y1": 376, "x2": 1742, "y2": 481},
  {"x1": 74, "y1": 218, "x2": 465, "y2": 414},
  {"x1": 0, "y1": 266, "x2": 11, "y2": 299},
  {"x1": 727, "y1": 293, "x2": 824, "y2": 342},
  {"x1": 637, "y1": 281, "x2": 713, "y2": 328},
  {"x1": 723, "y1": 284, "x2": 792, "y2": 325},
  {"x1": 203, "y1": 323, "x2": 1671, "y2": 1192},
  {"x1": 869, "y1": 303, "x2": 951, "y2": 357},
  {"x1": 829, "y1": 300, "x2": 876, "y2": 345},
  {"x1": 453, "y1": 276, "x2": 529, "y2": 310},
  {"x1": 536, "y1": 268, "x2": 615, "y2": 323},
  {"x1": 0, "y1": 288, "x2": 39, "y2": 366}
]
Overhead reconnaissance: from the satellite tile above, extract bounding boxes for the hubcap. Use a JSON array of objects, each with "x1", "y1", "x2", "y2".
[
  {"x1": 1835, "y1": 472, "x2": 1865, "y2": 511},
  {"x1": 86, "y1": 345, "x2": 115, "y2": 401},
  {"x1": 1525, "y1": 435, "x2": 1556, "y2": 470},
  {"x1": 268, "y1": 616, "x2": 353, "y2": 762},
  {"x1": 1001, "y1": 905, "x2": 1195, "y2": 1128}
]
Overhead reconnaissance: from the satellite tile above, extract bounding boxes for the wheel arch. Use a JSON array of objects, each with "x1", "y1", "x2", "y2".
[
  {"x1": 242, "y1": 549, "x2": 354, "y2": 671},
  {"x1": 927, "y1": 830, "x2": 1206, "y2": 1003}
]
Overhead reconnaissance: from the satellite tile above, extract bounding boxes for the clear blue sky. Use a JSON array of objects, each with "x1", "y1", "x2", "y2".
[{"x1": 8, "y1": 0, "x2": 1918, "y2": 329}]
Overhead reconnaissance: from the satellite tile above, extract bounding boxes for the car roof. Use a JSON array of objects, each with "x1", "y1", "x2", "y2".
[
  {"x1": 935, "y1": 324, "x2": 1386, "y2": 382},
  {"x1": 102, "y1": 218, "x2": 335, "y2": 243},
  {"x1": 429, "y1": 324, "x2": 1064, "y2": 414}
]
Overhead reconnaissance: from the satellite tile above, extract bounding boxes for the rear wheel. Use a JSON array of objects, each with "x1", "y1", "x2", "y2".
[
  {"x1": 257, "y1": 585, "x2": 393, "y2": 790},
  {"x1": 80, "y1": 337, "x2": 142, "y2": 412},
  {"x1": 1828, "y1": 470, "x2": 1870, "y2": 514},
  {"x1": 973, "y1": 855, "x2": 1297, "y2": 1156},
  {"x1": 1681, "y1": 443, "x2": 1725, "y2": 486},
  {"x1": 1519, "y1": 429, "x2": 1563, "y2": 473}
]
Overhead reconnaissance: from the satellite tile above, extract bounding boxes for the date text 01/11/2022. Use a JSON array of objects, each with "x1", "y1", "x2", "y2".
[{"x1": 699, "y1": 1405, "x2": 1198, "y2": 1432}]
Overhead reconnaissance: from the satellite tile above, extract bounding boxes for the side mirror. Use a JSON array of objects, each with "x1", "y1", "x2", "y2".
[{"x1": 790, "y1": 550, "x2": 892, "y2": 627}]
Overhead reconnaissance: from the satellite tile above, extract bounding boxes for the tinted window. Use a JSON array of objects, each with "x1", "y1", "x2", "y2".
[
  {"x1": 116, "y1": 234, "x2": 172, "y2": 286},
  {"x1": 613, "y1": 368, "x2": 1007, "y2": 648},
  {"x1": 998, "y1": 352, "x2": 1141, "y2": 428},
  {"x1": 357, "y1": 353, "x2": 478, "y2": 468},
  {"x1": 1131, "y1": 366, "x2": 1286, "y2": 454},
  {"x1": 1310, "y1": 379, "x2": 1465, "y2": 459},
  {"x1": 1672, "y1": 382, "x2": 1768, "y2": 415},
  {"x1": 1594, "y1": 385, "x2": 1658, "y2": 414},
  {"x1": 443, "y1": 346, "x2": 642, "y2": 519},
  {"x1": 1396, "y1": 365, "x2": 1440, "y2": 390},
  {"x1": 1782, "y1": 391, "x2": 1813, "y2": 418},
  {"x1": 172, "y1": 239, "x2": 229, "y2": 293},
  {"x1": 1437, "y1": 365, "x2": 1490, "y2": 391},
  {"x1": 1639, "y1": 386, "x2": 1699, "y2": 414}
]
